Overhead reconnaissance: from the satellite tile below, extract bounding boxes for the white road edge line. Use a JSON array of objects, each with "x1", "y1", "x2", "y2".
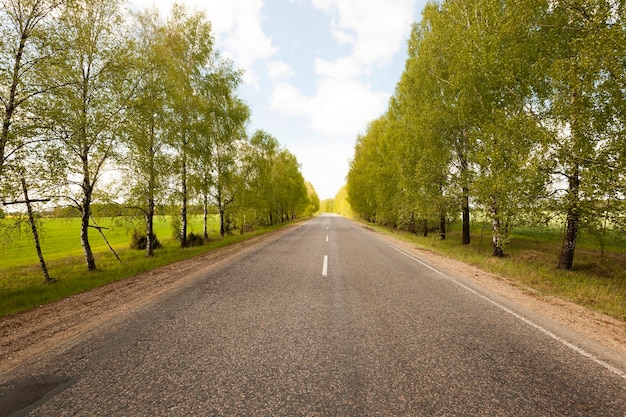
[
  {"x1": 322, "y1": 255, "x2": 328, "y2": 277},
  {"x1": 375, "y1": 235, "x2": 626, "y2": 380}
]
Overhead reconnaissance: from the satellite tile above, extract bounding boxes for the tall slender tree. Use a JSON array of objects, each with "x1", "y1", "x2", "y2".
[
  {"x1": 535, "y1": 0, "x2": 626, "y2": 269},
  {"x1": 121, "y1": 7, "x2": 170, "y2": 257},
  {"x1": 247, "y1": 130, "x2": 279, "y2": 225},
  {"x1": 192, "y1": 63, "x2": 249, "y2": 238},
  {"x1": 44, "y1": 0, "x2": 136, "y2": 270},
  {"x1": 346, "y1": 130, "x2": 378, "y2": 223},
  {"x1": 272, "y1": 149, "x2": 308, "y2": 222},
  {"x1": 162, "y1": 3, "x2": 214, "y2": 248}
]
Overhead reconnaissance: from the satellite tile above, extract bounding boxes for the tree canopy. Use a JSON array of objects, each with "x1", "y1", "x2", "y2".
[{"x1": 346, "y1": 0, "x2": 625, "y2": 269}]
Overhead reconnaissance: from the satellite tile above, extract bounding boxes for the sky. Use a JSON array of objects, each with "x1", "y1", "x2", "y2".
[{"x1": 129, "y1": 0, "x2": 429, "y2": 199}]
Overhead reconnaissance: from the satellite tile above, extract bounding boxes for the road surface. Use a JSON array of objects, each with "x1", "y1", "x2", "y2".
[{"x1": 1, "y1": 215, "x2": 625, "y2": 416}]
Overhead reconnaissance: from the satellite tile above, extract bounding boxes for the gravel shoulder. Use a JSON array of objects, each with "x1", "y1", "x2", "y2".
[{"x1": 1, "y1": 219, "x2": 624, "y2": 376}]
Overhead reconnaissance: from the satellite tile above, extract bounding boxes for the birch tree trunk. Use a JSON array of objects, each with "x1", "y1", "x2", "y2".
[
  {"x1": 490, "y1": 196, "x2": 504, "y2": 257},
  {"x1": 439, "y1": 213, "x2": 446, "y2": 240},
  {"x1": 462, "y1": 187, "x2": 471, "y2": 245},
  {"x1": 21, "y1": 176, "x2": 54, "y2": 283},
  {"x1": 180, "y1": 148, "x2": 188, "y2": 248},
  {"x1": 203, "y1": 194, "x2": 209, "y2": 239},
  {"x1": 557, "y1": 165, "x2": 580, "y2": 270},
  {"x1": 80, "y1": 193, "x2": 96, "y2": 271},
  {"x1": 146, "y1": 198, "x2": 155, "y2": 257}
]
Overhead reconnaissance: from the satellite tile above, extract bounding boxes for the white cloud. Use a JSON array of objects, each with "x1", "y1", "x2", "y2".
[
  {"x1": 267, "y1": 61, "x2": 295, "y2": 81},
  {"x1": 314, "y1": 56, "x2": 363, "y2": 81},
  {"x1": 271, "y1": 82, "x2": 308, "y2": 115},
  {"x1": 292, "y1": 138, "x2": 354, "y2": 199},
  {"x1": 309, "y1": 79, "x2": 388, "y2": 136},
  {"x1": 270, "y1": 79, "x2": 388, "y2": 137},
  {"x1": 269, "y1": 0, "x2": 416, "y2": 137},
  {"x1": 311, "y1": 0, "x2": 416, "y2": 79},
  {"x1": 202, "y1": 0, "x2": 277, "y2": 86}
]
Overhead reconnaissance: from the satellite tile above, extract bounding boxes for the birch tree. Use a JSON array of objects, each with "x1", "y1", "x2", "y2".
[
  {"x1": 1, "y1": 144, "x2": 54, "y2": 282},
  {"x1": 247, "y1": 130, "x2": 279, "y2": 225},
  {"x1": 444, "y1": 0, "x2": 548, "y2": 256},
  {"x1": 272, "y1": 148, "x2": 308, "y2": 221},
  {"x1": 408, "y1": 2, "x2": 476, "y2": 245},
  {"x1": 192, "y1": 63, "x2": 249, "y2": 238},
  {"x1": 44, "y1": 0, "x2": 135, "y2": 271},
  {"x1": 121, "y1": 7, "x2": 170, "y2": 257},
  {"x1": 536, "y1": 0, "x2": 626, "y2": 269},
  {"x1": 392, "y1": 0, "x2": 549, "y2": 254},
  {"x1": 346, "y1": 130, "x2": 378, "y2": 222},
  {"x1": 162, "y1": 3, "x2": 214, "y2": 248}
]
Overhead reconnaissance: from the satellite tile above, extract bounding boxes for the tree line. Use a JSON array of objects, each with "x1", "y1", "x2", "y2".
[
  {"x1": 0, "y1": 0, "x2": 318, "y2": 274},
  {"x1": 347, "y1": 0, "x2": 625, "y2": 270}
]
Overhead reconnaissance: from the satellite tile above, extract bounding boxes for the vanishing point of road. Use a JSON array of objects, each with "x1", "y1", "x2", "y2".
[{"x1": 1, "y1": 215, "x2": 625, "y2": 416}]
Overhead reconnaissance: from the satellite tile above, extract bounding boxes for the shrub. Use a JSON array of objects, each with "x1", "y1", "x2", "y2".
[
  {"x1": 130, "y1": 230, "x2": 162, "y2": 250},
  {"x1": 187, "y1": 232, "x2": 204, "y2": 247}
]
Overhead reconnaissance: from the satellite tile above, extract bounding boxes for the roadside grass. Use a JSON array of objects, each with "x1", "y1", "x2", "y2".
[
  {"x1": 0, "y1": 216, "x2": 290, "y2": 317},
  {"x1": 365, "y1": 221, "x2": 626, "y2": 322}
]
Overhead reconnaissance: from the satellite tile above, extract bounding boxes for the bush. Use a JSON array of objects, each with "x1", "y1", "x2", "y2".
[
  {"x1": 187, "y1": 232, "x2": 204, "y2": 247},
  {"x1": 170, "y1": 215, "x2": 181, "y2": 239},
  {"x1": 130, "y1": 230, "x2": 162, "y2": 250}
]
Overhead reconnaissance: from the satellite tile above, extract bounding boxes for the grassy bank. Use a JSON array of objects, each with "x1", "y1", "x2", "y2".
[
  {"x1": 365, "y1": 221, "x2": 626, "y2": 322},
  {"x1": 0, "y1": 216, "x2": 290, "y2": 317}
]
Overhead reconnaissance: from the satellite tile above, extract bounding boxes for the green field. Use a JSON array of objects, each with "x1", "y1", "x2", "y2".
[{"x1": 0, "y1": 215, "x2": 214, "y2": 268}]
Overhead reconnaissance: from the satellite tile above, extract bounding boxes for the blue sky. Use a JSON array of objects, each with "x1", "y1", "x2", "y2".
[{"x1": 130, "y1": 0, "x2": 429, "y2": 199}]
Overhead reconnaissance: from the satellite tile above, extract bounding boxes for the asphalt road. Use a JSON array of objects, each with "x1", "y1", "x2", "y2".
[{"x1": 1, "y1": 215, "x2": 625, "y2": 416}]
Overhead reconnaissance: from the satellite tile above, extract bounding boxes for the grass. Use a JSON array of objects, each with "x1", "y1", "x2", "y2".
[
  {"x1": 365, "y1": 221, "x2": 626, "y2": 322},
  {"x1": 0, "y1": 215, "x2": 291, "y2": 317}
]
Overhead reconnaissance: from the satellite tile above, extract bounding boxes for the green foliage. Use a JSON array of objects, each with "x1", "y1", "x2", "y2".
[
  {"x1": 242, "y1": 130, "x2": 313, "y2": 226},
  {"x1": 319, "y1": 199, "x2": 334, "y2": 213},
  {"x1": 333, "y1": 186, "x2": 353, "y2": 218},
  {"x1": 169, "y1": 214, "x2": 181, "y2": 239},
  {"x1": 303, "y1": 182, "x2": 320, "y2": 217},
  {"x1": 186, "y1": 232, "x2": 204, "y2": 247},
  {"x1": 130, "y1": 231, "x2": 162, "y2": 250},
  {"x1": 0, "y1": 0, "x2": 63, "y2": 184}
]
